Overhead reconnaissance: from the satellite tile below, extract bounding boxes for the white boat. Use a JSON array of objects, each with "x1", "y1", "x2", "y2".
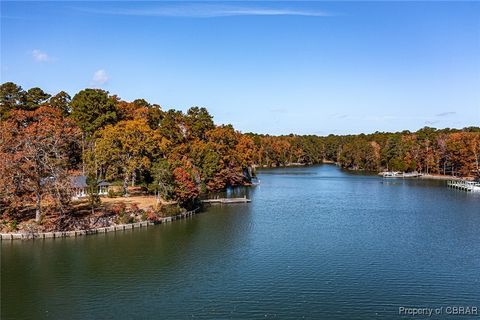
[
  {"x1": 382, "y1": 171, "x2": 422, "y2": 178},
  {"x1": 382, "y1": 171, "x2": 402, "y2": 178}
]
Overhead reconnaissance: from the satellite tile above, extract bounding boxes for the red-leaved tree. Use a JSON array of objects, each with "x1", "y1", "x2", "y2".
[{"x1": 0, "y1": 106, "x2": 80, "y2": 222}]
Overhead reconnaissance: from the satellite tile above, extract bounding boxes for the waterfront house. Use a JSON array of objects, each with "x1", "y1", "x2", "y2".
[
  {"x1": 71, "y1": 176, "x2": 111, "y2": 200},
  {"x1": 71, "y1": 176, "x2": 87, "y2": 199}
]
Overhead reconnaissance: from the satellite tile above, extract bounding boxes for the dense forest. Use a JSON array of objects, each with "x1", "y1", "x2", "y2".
[
  {"x1": 1, "y1": 82, "x2": 479, "y2": 230},
  {"x1": 251, "y1": 127, "x2": 480, "y2": 176}
]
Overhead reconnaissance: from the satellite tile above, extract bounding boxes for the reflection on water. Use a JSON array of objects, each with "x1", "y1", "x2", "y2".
[{"x1": 2, "y1": 165, "x2": 480, "y2": 319}]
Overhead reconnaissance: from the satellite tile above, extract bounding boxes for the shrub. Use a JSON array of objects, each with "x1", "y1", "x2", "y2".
[
  {"x1": 10, "y1": 219, "x2": 17, "y2": 231},
  {"x1": 146, "y1": 210, "x2": 160, "y2": 222},
  {"x1": 3, "y1": 219, "x2": 18, "y2": 232},
  {"x1": 115, "y1": 211, "x2": 132, "y2": 224},
  {"x1": 130, "y1": 203, "x2": 140, "y2": 214},
  {"x1": 111, "y1": 203, "x2": 126, "y2": 215},
  {"x1": 159, "y1": 205, "x2": 183, "y2": 217}
]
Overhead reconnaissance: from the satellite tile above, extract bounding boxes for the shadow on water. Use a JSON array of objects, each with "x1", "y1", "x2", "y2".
[{"x1": 2, "y1": 201, "x2": 255, "y2": 319}]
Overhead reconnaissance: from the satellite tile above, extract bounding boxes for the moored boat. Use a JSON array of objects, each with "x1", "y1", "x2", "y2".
[
  {"x1": 381, "y1": 171, "x2": 422, "y2": 178},
  {"x1": 382, "y1": 171, "x2": 402, "y2": 178}
]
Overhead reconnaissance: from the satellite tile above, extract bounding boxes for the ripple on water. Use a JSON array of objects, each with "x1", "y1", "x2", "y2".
[{"x1": 2, "y1": 165, "x2": 480, "y2": 319}]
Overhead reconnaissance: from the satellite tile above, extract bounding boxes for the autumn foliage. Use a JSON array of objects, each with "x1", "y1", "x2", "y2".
[
  {"x1": 0, "y1": 106, "x2": 80, "y2": 222},
  {"x1": 1, "y1": 81, "x2": 479, "y2": 228},
  {"x1": 250, "y1": 128, "x2": 479, "y2": 177}
]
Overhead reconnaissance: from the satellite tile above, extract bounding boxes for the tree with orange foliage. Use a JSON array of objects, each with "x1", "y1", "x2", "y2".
[
  {"x1": 0, "y1": 106, "x2": 80, "y2": 222},
  {"x1": 204, "y1": 125, "x2": 247, "y2": 190},
  {"x1": 447, "y1": 132, "x2": 480, "y2": 177},
  {"x1": 91, "y1": 119, "x2": 169, "y2": 195},
  {"x1": 172, "y1": 167, "x2": 199, "y2": 206}
]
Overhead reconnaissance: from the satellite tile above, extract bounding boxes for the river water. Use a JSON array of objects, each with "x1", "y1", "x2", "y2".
[{"x1": 2, "y1": 165, "x2": 479, "y2": 319}]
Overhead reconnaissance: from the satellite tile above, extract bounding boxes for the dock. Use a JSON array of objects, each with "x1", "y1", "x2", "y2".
[
  {"x1": 202, "y1": 196, "x2": 251, "y2": 204},
  {"x1": 447, "y1": 180, "x2": 480, "y2": 192}
]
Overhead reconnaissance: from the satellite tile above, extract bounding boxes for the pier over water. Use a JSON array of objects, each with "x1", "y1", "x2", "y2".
[
  {"x1": 447, "y1": 180, "x2": 480, "y2": 192},
  {"x1": 202, "y1": 196, "x2": 251, "y2": 204}
]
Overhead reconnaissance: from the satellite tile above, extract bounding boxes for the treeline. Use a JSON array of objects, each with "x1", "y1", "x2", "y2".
[
  {"x1": 1, "y1": 82, "x2": 479, "y2": 224},
  {"x1": 250, "y1": 128, "x2": 480, "y2": 177},
  {"x1": 0, "y1": 83, "x2": 256, "y2": 222}
]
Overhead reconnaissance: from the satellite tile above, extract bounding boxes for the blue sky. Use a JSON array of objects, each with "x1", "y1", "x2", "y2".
[{"x1": 1, "y1": 1, "x2": 479, "y2": 135}]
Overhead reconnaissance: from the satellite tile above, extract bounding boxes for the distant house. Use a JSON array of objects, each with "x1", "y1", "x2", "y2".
[
  {"x1": 97, "y1": 181, "x2": 110, "y2": 195},
  {"x1": 71, "y1": 176, "x2": 88, "y2": 199},
  {"x1": 71, "y1": 176, "x2": 111, "y2": 200}
]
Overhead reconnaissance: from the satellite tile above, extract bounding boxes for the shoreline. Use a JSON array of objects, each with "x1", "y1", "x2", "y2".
[
  {"x1": 260, "y1": 163, "x2": 470, "y2": 181},
  {"x1": 419, "y1": 174, "x2": 464, "y2": 181},
  {"x1": 1, "y1": 170, "x2": 470, "y2": 241},
  {"x1": 376, "y1": 172, "x2": 466, "y2": 181},
  {"x1": 259, "y1": 161, "x2": 334, "y2": 168},
  {"x1": 0, "y1": 207, "x2": 201, "y2": 241}
]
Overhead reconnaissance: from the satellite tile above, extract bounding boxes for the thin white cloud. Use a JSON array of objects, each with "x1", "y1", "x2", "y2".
[
  {"x1": 77, "y1": 4, "x2": 332, "y2": 18},
  {"x1": 92, "y1": 69, "x2": 109, "y2": 85},
  {"x1": 435, "y1": 111, "x2": 456, "y2": 117},
  {"x1": 31, "y1": 49, "x2": 50, "y2": 62}
]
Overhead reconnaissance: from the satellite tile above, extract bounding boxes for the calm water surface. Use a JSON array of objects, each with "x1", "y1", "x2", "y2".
[{"x1": 2, "y1": 165, "x2": 480, "y2": 319}]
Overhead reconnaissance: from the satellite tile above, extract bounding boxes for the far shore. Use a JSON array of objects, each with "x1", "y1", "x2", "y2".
[
  {"x1": 261, "y1": 162, "x2": 474, "y2": 181},
  {"x1": 377, "y1": 172, "x2": 468, "y2": 181},
  {"x1": 420, "y1": 174, "x2": 465, "y2": 181}
]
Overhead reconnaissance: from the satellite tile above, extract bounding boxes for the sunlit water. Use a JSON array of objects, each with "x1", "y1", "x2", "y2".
[{"x1": 2, "y1": 165, "x2": 479, "y2": 319}]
